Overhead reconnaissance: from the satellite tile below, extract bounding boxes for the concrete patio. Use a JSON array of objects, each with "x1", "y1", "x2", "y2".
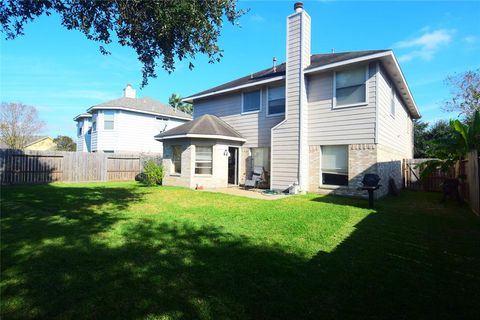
[{"x1": 200, "y1": 186, "x2": 289, "y2": 200}]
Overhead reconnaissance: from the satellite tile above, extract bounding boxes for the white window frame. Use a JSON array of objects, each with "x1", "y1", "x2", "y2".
[
  {"x1": 266, "y1": 86, "x2": 286, "y2": 117},
  {"x1": 332, "y1": 65, "x2": 369, "y2": 109},
  {"x1": 241, "y1": 89, "x2": 262, "y2": 114},
  {"x1": 194, "y1": 145, "x2": 213, "y2": 176},
  {"x1": 319, "y1": 145, "x2": 349, "y2": 187}
]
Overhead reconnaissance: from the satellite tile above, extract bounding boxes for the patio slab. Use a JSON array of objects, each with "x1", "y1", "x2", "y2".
[{"x1": 200, "y1": 186, "x2": 289, "y2": 200}]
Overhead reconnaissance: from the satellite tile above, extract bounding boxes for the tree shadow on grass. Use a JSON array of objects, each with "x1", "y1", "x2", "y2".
[{"x1": 1, "y1": 186, "x2": 480, "y2": 319}]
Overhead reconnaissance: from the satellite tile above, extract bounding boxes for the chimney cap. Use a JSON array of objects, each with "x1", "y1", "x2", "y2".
[{"x1": 294, "y1": 2, "x2": 304, "y2": 12}]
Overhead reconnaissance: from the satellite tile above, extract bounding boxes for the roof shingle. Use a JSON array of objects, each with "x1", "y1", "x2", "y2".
[
  {"x1": 89, "y1": 96, "x2": 192, "y2": 119},
  {"x1": 185, "y1": 50, "x2": 389, "y2": 99},
  {"x1": 155, "y1": 115, "x2": 245, "y2": 141}
]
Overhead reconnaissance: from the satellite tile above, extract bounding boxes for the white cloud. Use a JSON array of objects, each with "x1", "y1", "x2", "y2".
[{"x1": 395, "y1": 29, "x2": 455, "y2": 62}]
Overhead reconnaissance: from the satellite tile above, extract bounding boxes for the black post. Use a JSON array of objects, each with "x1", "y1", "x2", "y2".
[{"x1": 368, "y1": 189, "x2": 374, "y2": 208}]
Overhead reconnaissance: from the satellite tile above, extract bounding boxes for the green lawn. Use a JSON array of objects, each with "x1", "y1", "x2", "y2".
[{"x1": 1, "y1": 182, "x2": 479, "y2": 319}]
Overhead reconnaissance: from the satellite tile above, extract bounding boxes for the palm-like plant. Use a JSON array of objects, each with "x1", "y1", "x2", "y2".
[
  {"x1": 419, "y1": 111, "x2": 479, "y2": 178},
  {"x1": 168, "y1": 93, "x2": 193, "y2": 115}
]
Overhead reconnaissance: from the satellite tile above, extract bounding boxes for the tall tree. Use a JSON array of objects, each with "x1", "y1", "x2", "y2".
[
  {"x1": 442, "y1": 69, "x2": 480, "y2": 121},
  {"x1": 0, "y1": 1, "x2": 245, "y2": 87},
  {"x1": 0, "y1": 102, "x2": 46, "y2": 149},
  {"x1": 414, "y1": 120, "x2": 454, "y2": 158},
  {"x1": 54, "y1": 135, "x2": 76, "y2": 151},
  {"x1": 169, "y1": 93, "x2": 193, "y2": 115},
  {"x1": 413, "y1": 120, "x2": 429, "y2": 158}
]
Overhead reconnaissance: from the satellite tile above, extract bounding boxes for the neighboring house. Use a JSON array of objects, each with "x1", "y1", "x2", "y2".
[
  {"x1": 74, "y1": 85, "x2": 192, "y2": 154},
  {"x1": 156, "y1": 2, "x2": 421, "y2": 197},
  {"x1": 0, "y1": 136, "x2": 57, "y2": 151},
  {"x1": 24, "y1": 136, "x2": 57, "y2": 151}
]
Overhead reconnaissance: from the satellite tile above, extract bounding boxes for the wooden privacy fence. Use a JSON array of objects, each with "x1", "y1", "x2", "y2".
[
  {"x1": 0, "y1": 149, "x2": 161, "y2": 184},
  {"x1": 403, "y1": 151, "x2": 480, "y2": 215},
  {"x1": 403, "y1": 159, "x2": 456, "y2": 192}
]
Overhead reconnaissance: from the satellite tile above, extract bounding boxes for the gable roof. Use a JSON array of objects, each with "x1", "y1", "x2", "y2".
[
  {"x1": 155, "y1": 114, "x2": 246, "y2": 142},
  {"x1": 87, "y1": 96, "x2": 192, "y2": 120},
  {"x1": 0, "y1": 136, "x2": 53, "y2": 149},
  {"x1": 184, "y1": 50, "x2": 388, "y2": 101},
  {"x1": 183, "y1": 50, "x2": 420, "y2": 119}
]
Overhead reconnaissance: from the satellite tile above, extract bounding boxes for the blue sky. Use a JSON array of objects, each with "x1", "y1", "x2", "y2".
[{"x1": 1, "y1": 0, "x2": 479, "y2": 138}]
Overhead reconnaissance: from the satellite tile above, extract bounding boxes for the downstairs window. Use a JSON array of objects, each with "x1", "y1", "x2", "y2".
[
  {"x1": 195, "y1": 146, "x2": 213, "y2": 175},
  {"x1": 321, "y1": 145, "x2": 348, "y2": 186}
]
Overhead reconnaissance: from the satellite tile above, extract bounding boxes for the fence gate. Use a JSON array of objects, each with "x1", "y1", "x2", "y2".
[{"x1": 403, "y1": 159, "x2": 456, "y2": 192}]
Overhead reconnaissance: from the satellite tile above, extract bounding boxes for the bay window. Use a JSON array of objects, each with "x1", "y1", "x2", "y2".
[
  {"x1": 172, "y1": 145, "x2": 182, "y2": 174},
  {"x1": 321, "y1": 145, "x2": 348, "y2": 186},
  {"x1": 195, "y1": 146, "x2": 213, "y2": 175},
  {"x1": 334, "y1": 66, "x2": 367, "y2": 108}
]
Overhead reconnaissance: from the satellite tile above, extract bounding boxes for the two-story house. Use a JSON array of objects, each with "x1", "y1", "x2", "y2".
[
  {"x1": 155, "y1": 2, "x2": 421, "y2": 197},
  {"x1": 74, "y1": 85, "x2": 191, "y2": 154}
]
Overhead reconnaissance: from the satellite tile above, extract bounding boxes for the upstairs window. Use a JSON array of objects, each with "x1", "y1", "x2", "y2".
[
  {"x1": 172, "y1": 145, "x2": 182, "y2": 174},
  {"x1": 92, "y1": 121, "x2": 97, "y2": 132},
  {"x1": 195, "y1": 146, "x2": 213, "y2": 175},
  {"x1": 267, "y1": 86, "x2": 285, "y2": 115},
  {"x1": 334, "y1": 66, "x2": 367, "y2": 108},
  {"x1": 78, "y1": 126, "x2": 82, "y2": 136},
  {"x1": 104, "y1": 110, "x2": 115, "y2": 130},
  {"x1": 242, "y1": 90, "x2": 261, "y2": 113}
]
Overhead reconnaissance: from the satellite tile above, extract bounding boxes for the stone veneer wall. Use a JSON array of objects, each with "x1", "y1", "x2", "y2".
[
  {"x1": 163, "y1": 139, "x2": 241, "y2": 189},
  {"x1": 308, "y1": 143, "x2": 407, "y2": 199}
]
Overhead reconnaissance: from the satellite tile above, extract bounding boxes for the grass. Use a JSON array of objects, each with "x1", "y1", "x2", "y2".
[{"x1": 1, "y1": 182, "x2": 479, "y2": 319}]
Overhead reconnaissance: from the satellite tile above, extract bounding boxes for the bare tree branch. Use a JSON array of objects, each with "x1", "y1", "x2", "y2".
[{"x1": 0, "y1": 102, "x2": 46, "y2": 149}]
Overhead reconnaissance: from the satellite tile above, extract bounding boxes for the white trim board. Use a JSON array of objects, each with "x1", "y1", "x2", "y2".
[
  {"x1": 87, "y1": 106, "x2": 192, "y2": 121},
  {"x1": 155, "y1": 134, "x2": 247, "y2": 142},
  {"x1": 183, "y1": 76, "x2": 285, "y2": 103}
]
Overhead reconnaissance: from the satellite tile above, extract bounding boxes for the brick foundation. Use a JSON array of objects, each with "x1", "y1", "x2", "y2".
[{"x1": 308, "y1": 143, "x2": 408, "y2": 199}]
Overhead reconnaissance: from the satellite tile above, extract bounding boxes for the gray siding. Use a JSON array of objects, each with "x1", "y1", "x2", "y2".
[
  {"x1": 271, "y1": 12, "x2": 310, "y2": 191},
  {"x1": 377, "y1": 64, "x2": 413, "y2": 157},
  {"x1": 307, "y1": 62, "x2": 377, "y2": 145},
  {"x1": 194, "y1": 88, "x2": 284, "y2": 148}
]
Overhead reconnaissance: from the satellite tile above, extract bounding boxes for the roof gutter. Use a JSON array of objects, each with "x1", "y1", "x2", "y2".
[
  {"x1": 182, "y1": 75, "x2": 286, "y2": 103},
  {"x1": 86, "y1": 106, "x2": 192, "y2": 121},
  {"x1": 155, "y1": 133, "x2": 246, "y2": 142}
]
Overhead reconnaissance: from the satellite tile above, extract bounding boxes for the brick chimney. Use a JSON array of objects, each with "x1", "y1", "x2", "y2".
[{"x1": 270, "y1": 2, "x2": 311, "y2": 193}]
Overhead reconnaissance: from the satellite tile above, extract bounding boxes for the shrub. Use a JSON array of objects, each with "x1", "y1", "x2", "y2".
[{"x1": 142, "y1": 160, "x2": 163, "y2": 185}]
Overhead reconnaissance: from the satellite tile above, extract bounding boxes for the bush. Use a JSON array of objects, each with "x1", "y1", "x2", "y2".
[{"x1": 142, "y1": 160, "x2": 163, "y2": 185}]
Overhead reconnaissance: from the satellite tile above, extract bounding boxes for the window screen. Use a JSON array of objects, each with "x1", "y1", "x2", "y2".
[
  {"x1": 335, "y1": 67, "x2": 366, "y2": 107},
  {"x1": 242, "y1": 90, "x2": 261, "y2": 113},
  {"x1": 195, "y1": 146, "x2": 213, "y2": 175},
  {"x1": 321, "y1": 145, "x2": 348, "y2": 186},
  {"x1": 268, "y1": 86, "x2": 285, "y2": 115},
  {"x1": 104, "y1": 110, "x2": 115, "y2": 130}
]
